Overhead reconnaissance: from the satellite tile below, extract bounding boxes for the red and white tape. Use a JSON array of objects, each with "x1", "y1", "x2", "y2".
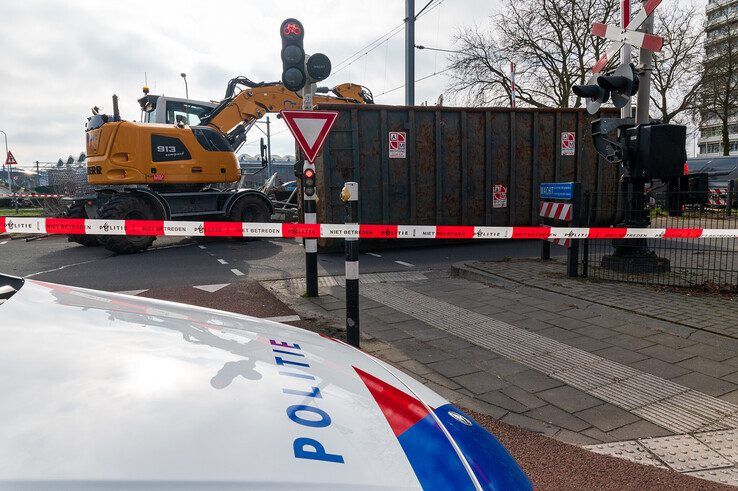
[
  {"x1": 2, "y1": 217, "x2": 738, "y2": 240},
  {"x1": 0, "y1": 194, "x2": 65, "y2": 198}
]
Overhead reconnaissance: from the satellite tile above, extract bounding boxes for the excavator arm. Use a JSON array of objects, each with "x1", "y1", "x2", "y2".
[{"x1": 201, "y1": 79, "x2": 373, "y2": 148}]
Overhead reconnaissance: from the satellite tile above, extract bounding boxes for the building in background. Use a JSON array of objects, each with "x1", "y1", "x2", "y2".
[{"x1": 698, "y1": 0, "x2": 738, "y2": 156}]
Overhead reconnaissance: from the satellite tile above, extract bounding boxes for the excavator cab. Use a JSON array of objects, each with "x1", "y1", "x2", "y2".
[{"x1": 138, "y1": 93, "x2": 217, "y2": 125}]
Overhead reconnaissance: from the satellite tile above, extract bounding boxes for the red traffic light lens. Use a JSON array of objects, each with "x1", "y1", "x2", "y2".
[
  {"x1": 303, "y1": 168, "x2": 315, "y2": 179},
  {"x1": 284, "y1": 23, "x2": 301, "y2": 36}
]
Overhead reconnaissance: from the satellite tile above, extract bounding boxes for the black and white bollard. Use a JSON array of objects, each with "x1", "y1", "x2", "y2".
[
  {"x1": 303, "y1": 161, "x2": 318, "y2": 297},
  {"x1": 341, "y1": 182, "x2": 360, "y2": 348}
]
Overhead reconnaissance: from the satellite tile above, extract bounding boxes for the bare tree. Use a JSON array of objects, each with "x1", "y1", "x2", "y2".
[
  {"x1": 649, "y1": 4, "x2": 704, "y2": 124},
  {"x1": 698, "y1": 4, "x2": 738, "y2": 156},
  {"x1": 448, "y1": 0, "x2": 618, "y2": 108}
]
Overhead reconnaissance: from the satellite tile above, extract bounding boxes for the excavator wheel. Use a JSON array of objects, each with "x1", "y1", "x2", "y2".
[
  {"x1": 64, "y1": 202, "x2": 100, "y2": 247},
  {"x1": 98, "y1": 195, "x2": 157, "y2": 254},
  {"x1": 229, "y1": 195, "x2": 271, "y2": 242}
]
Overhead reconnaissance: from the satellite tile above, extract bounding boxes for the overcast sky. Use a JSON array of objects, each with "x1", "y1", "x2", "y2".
[{"x1": 0, "y1": 0, "x2": 500, "y2": 167}]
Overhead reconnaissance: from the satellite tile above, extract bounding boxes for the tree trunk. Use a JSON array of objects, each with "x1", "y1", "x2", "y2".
[{"x1": 723, "y1": 118, "x2": 731, "y2": 156}]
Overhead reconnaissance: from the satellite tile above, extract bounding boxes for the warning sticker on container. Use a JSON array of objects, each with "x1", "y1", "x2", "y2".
[
  {"x1": 389, "y1": 131, "x2": 407, "y2": 159},
  {"x1": 561, "y1": 132, "x2": 576, "y2": 156},
  {"x1": 493, "y1": 184, "x2": 508, "y2": 208}
]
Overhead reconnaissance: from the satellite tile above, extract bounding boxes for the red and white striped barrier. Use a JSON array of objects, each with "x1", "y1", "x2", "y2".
[
  {"x1": 708, "y1": 188, "x2": 728, "y2": 207},
  {"x1": 540, "y1": 202, "x2": 573, "y2": 248},
  {"x1": 0, "y1": 193, "x2": 65, "y2": 199},
  {"x1": 2, "y1": 217, "x2": 738, "y2": 240}
]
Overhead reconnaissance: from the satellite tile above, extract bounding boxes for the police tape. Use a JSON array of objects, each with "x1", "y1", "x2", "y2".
[
  {"x1": 0, "y1": 194, "x2": 65, "y2": 198},
  {"x1": 2, "y1": 216, "x2": 738, "y2": 240}
]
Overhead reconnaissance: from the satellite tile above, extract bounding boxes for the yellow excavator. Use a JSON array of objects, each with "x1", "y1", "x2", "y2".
[{"x1": 66, "y1": 77, "x2": 373, "y2": 253}]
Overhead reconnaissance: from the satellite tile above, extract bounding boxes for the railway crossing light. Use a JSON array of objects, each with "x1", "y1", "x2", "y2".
[
  {"x1": 280, "y1": 18, "x2": 306, "y2": 92},
  {"x1": 573, "y1": 75, "x2": 610, "y2": 115},
  {"x1": 597, "y1": 63, "x2": 639, "y2": 110}
]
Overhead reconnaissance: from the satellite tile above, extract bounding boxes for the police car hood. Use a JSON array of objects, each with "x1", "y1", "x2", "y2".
[{"x1": 0, "y1": 279, "x2": 531, "y2": 490}]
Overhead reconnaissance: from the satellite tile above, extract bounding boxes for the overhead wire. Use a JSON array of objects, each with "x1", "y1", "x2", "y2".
[
  {"x1": 374, "y1": 67, "x2": 453, "y2": 98},
  {"x1": 332, "y1": 0, "x2": 448, "y2": 77}
]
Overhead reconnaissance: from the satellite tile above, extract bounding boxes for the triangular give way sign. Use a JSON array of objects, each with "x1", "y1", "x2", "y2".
[{"x1": 281, "y1": 110, "x2": 338, "y2": 163}]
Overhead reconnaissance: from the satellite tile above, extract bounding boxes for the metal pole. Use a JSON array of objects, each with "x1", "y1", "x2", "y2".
[
  {"x1": 302, "y1": 80, "x2": 319, "y2": 297},
  {"x1": 266, "y1": 116, "x2": 273, "y2": 177},
  {"x1": 181, "y1": 73, "x2": 189, "y2": 99},
  {"x1": 621, "y1": 0, "x2": 632, "y2": 119},
  {"x1": 342, "y1": 182, "x2": 360, "y2": 348},
  {"x1": 510, "y1": 62, "x2": 516, "y2": 108},
  {"x1": 0, "y1": 130, "x2": 12, "y2": 208},
  {"x1": 405, "y1": 0, "x2": 415, "y2": 106},
  {"x1": 635, "y1": 0, "x2": 653, "y2": 126},
  {"x1": 567, "y1": 182, "x2": 582, "y2": 278}
]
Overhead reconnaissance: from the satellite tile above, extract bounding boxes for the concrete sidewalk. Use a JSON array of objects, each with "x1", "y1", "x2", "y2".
[{"x1": 263, "y1": 264, "x2": 738, "y2": 486}]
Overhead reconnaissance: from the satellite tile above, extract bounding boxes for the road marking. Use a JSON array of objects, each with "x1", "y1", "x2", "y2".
[
  {"x1": 360, "y1": 282, "x2": 738, "y2": 434},
  {"x1": 193, "y1": 283, "x2": 230, "y2": 293},
  {"x1": 263, "y1": 315, "x2": 301, "y2": 323},
  {"x1": 198, "y1": 245, "x2": 207, "y2": 249},
  {"x1": 0, "y1": 241, "x2": 8, "y2": 245},
  {"x1": 366, "y1": 252, "x2": 382, "y2": 258},
  {"x1": 266, "y1": 271, "x2": 428, "y2": 292},
  {"x1": 394, "y1": 260, "x2": 414, "y2": 267},
  {"x1": 26, "y1": 258, "x2": 102, "y2": 277},
  {"x1": 217, "y1": 259, "x2": 228, "y2": 265},
  {"x1": 115, "y1": 289, "x2": 148, "y2": 296},
  {"x1": 231, "y1": 268, "x2": 244, "y2": 276}
]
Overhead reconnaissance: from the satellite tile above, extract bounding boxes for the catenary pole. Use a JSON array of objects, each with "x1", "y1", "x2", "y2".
[{"x1": 405, "y1": 0, "x2": 415, "y2": 105}]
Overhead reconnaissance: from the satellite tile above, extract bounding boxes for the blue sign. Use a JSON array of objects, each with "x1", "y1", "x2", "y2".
[{"x1": 540, "y1": 182, "x2": 575, "y2": 200}]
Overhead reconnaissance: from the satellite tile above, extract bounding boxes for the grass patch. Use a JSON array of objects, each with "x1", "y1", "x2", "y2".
[{"x1": 0, "y1": 207, "x2": 44, "y2": 217}]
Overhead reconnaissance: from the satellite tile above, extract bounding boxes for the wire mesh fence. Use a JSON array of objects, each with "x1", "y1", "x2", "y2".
[{"x1": 583, "y1": 189, "x2": 738, "y2": 291}]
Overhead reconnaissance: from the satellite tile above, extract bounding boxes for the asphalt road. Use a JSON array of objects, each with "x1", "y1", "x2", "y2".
[{"x1": 0, "y1": 234, "x2": 563, "y2": 291}]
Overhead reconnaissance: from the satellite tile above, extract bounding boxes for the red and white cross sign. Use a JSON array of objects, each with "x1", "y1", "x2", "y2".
[
  {"x1": 561, "y1": 132, "x2": 576, "y2": 156},
  {"x1": 280, "y1": 110, "x2": 339, "y2": 163},
  {"x1": 590, "y1": 0, "x2": 663, "y2": 74}
]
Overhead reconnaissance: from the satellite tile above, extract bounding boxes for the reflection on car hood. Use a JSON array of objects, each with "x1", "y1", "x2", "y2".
[{"x1": 0, "y1": 279, "x2": 531, "y2": 490}]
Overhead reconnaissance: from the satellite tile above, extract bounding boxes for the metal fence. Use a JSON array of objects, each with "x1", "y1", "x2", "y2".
[{"x1": 583, "y1": 190, "x2": 738, "y2": 291}]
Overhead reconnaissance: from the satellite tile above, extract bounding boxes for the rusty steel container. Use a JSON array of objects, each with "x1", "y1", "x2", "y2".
[{"x1": 311, "y1": 104, "x2": 618, "y2": 245}]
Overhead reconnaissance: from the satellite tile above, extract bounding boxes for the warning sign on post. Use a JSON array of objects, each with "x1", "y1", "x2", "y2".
[
  {"x1": 561, "y1": 132, "x2": 576, "y2": 156},
  {"x1": 389, "y1": 131, "x2": 407, "y2": 159},
  {"x1": 493, "y1": 184, "x2": 508, "y2": 208}
]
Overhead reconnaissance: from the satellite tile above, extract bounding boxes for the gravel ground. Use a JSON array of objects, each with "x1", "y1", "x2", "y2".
[{"x1": 142, "y1": 283, "x2": 733, "y2": 490}]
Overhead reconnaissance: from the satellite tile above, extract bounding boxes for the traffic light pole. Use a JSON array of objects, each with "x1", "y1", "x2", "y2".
[{"x1": 303, "y1": 81, "x2": 319, "y2": 298}]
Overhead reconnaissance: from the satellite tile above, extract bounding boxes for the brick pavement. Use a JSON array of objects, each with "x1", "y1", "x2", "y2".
[{"x1": 263, "y1": 267, "x2": 738, "y2": 484}]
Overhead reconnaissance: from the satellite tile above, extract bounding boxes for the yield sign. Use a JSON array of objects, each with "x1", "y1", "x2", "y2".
[
  {"x1": 281, "y1": 110, "x2": 339, "y2": 163},
  {"x1": 5, "y1": 151, "x2": 17, "y2": 166}
]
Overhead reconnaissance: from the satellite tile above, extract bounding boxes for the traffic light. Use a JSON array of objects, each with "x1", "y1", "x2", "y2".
[
  {"x1": 280, "y1": 18, "x2": 306, "y2": 92},
  {"x1": 303, "y1": 166, "x2": 316, "y2": 197},
  {"x1": 573, "y1": 75, "x2": 609, "y2": 115},
  {"x1": 597, "y1": 63, "x2": 639, "y2": 110}
]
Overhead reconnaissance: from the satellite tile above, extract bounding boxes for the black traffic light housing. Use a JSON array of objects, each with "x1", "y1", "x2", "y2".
[
  {"x1": 303, "y1": 166, "x2": 316, "y2": 197},
  {"x1": 306, "y1": 53, "x2": 331, "y2": 83},
  {"x1": 280, "y1": 18, "x2": 306, "y2": 92},
  {"x1": 573, "y1": 63, "x2": 639, "y2": 115},
  {"x1": 573, "y1": 75, "x2": 610, "y2": 115},
  {"x1": 597, "y1": 63, "x2": 639, "y2": 110}
]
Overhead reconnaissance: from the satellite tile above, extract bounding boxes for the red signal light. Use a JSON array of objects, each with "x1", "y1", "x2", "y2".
[
  {"x1": 283, "y1": 23, "x2": 301, "y2": 36},
  {"x1": 304, "y1": 168, "x2": 315, "y2": 179},
  {"x1": 683, "y1": 162, "x2": 689, "y2": 175}
]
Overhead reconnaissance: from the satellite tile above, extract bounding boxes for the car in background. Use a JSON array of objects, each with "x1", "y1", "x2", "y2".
[{"x1": 0, "y1": 274, "x2": 532, "y2": 489}]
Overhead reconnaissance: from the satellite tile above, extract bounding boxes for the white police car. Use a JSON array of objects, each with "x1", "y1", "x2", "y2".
[{"x1": 0, "y1": 274, "x2": 532, "y2": 489}]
